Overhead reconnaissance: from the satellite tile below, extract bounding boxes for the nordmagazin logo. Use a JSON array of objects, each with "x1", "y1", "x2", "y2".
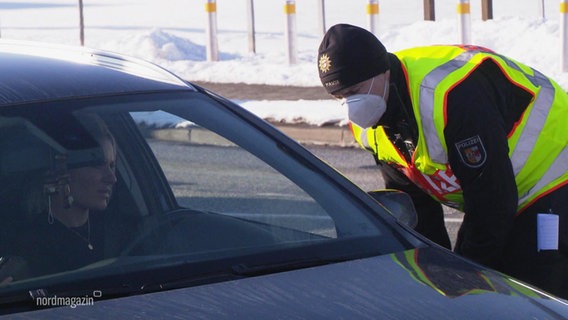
[{"x1": 35, "y1": 291, "x2": 100, "y2": 308}]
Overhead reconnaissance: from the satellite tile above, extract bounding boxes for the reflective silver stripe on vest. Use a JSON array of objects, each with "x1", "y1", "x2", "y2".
[
  {"x1": 420, "y1": 51, "x2": 554, "y2": 165},
  {"x1": 500, "y1": 62, "x2": 554, "y2": 176},
  {"x1": 507, "y1": 63, "x2": 562, "y2": 205},
  {"x1": 418, "y1": 50, "x2": 563, "y2": 206},
  {"x1": 361, "y1": 127, "x2": 371, "y2": 149},
  {"x1": 487, "y1": 58, "x2": 564, "y2": 205},
  {"x1": 519, "y1": 145, "x2": 568, "y2": 204},
  {"x1": 419, "y1": 51, "x2": 478, "y2": 163},
  {"x1": 358, "y1": 127, "x2": 371, "y2": 149}
]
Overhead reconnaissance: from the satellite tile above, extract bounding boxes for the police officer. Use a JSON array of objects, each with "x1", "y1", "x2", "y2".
[{"x1": 317, "y1": 23, "x2": 568, "y2": 298}]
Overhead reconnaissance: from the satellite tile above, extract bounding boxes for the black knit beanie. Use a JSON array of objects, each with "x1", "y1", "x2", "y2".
[{"x1": 318, "y1": 24, "x2": 390, "y2": 94}]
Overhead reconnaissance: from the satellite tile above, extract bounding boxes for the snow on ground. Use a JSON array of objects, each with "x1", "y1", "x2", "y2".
[{"x1": 0, "y1": 0, "x2": 565, "y2": 125}]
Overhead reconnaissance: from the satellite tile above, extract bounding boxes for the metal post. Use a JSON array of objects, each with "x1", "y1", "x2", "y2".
[
  {"x1": 457, "y1": 0, "x2": 471, "y2": 44},
  {"x1": 284, "y1": 0, "x2": 297, "y2": 65},
  {"x1": 318, "y1": 0, "x2": 326, "y2": 36},
  {"x1": 481, "y1": 0, "x2": 493, "y2": 21},
  {"x1": 561, "y1": 0, "x2": 568, "y2": 71},
  {"x1": 78, "y1": 0, "x2": 85, "y2": 46},
  {"x1": 247, "y1": 0, "x2": 256, "y2": 54},
  {"x1": 424, "y1": 0, "x2": 435, "y2": 21},
  {"x1": 538, "y1": 0, "x2": 546, "y2": 21},
  {"x1": 367, "y1": 0, "x2": 379, "y2": 35},
  {"x1": 205, "y1": 0, "x2": 219, "y2": 62}
]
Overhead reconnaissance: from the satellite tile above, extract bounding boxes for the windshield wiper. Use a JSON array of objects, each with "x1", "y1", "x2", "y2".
[
  {"x1": 231, "y1": 258, "x2": 343, "y2": 276},
  {"x1": 119, "y1": 258, "x2": 343, "y2": 294}
]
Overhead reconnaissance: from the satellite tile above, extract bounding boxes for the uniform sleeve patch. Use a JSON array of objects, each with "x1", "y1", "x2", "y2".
[{"x1": 455, "y1": 135, "x2": 486, "y2": 168}]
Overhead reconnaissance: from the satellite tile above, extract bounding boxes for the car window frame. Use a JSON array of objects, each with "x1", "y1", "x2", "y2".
[{"x1": 0, "y1": 91, "x2": 424, "y2": 304}]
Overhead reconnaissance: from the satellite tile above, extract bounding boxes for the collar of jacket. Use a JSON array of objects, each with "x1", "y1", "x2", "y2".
[{"x1": 378, "y1": 53, "x2": 419, "y2": 149}]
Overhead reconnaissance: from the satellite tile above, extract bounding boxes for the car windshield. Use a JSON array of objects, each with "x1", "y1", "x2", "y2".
[{"x1": 0, "y1": 92, "x2": 411, "y2": 305}]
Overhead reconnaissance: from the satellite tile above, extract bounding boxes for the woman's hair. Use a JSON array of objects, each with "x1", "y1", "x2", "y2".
[
  {"x1": 76, "y1": 113, "x2": 116, "y2": 154},
  {"x1": 24, "y1": 113, "x2": 116, "y2": 218}
]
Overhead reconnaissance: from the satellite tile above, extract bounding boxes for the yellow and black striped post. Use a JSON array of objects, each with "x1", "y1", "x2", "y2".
[
  {"x1": 457, "y1": 0, "x2": 471, "y2": 44},
  {"x1": 284, "y1": 0, "x2": 297, "y2": 64},
  {"x1": 367, "y1": 0, "x2": 379, "y2": 35},
  {"x1": 205, "y1": 0, "x2": 219, "y2": 61},
  {"x1": 561, "y1": 0, "x2": 568, "y2": 71}
]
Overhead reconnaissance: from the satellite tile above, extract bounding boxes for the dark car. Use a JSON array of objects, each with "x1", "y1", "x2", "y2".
[{"x1": 0, "y1": 40, "x2": 566, "y2": 318}]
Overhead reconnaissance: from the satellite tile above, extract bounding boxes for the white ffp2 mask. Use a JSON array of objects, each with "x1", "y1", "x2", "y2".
[{"x1": 343, "y1": 78, "x2": 388, "y2": 129}]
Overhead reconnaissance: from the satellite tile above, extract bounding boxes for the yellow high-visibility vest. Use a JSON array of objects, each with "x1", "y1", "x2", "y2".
[{"x1": 351, "y1": 45, "x2": 568, "y2": 213}]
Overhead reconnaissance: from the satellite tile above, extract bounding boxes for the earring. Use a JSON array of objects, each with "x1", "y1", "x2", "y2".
[
  {"x1": 63, "y1": 184, "x2": 74, "y2": 209},
  {"x1": 47, "y1": 195, "x2": 54, "y2": 225}
]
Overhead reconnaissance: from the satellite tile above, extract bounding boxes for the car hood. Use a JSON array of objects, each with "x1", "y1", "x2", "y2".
[{"x1": 16, "y1": 247, "x2": 568, "y2": 319}]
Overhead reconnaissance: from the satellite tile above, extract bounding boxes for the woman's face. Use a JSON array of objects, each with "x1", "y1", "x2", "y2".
[{"x1": 68, "y1": 139, "x2": 117, "y2": 211}]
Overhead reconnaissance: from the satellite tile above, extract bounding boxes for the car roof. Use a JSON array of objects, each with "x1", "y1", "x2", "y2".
[{"x1": 0, "y1": 40, "x2": 196, "y2": 106}]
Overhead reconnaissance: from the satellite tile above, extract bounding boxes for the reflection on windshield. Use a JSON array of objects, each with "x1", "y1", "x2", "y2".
[{"x1": 392, "y1": 249, "x2": 543, "y2": 299}]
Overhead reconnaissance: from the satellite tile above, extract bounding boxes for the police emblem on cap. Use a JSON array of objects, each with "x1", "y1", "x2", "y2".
[
  {"x1": 319, "y1": 54, "x2": 331, "y2": 73},
  {"x1": 455, "y1": 135, "x2": 486, "y2": 168}
]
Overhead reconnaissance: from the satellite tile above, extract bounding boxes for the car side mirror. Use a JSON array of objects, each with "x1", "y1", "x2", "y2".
[{"x1": 367, "y1": 189, "x2": 418, "y2": 228}]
